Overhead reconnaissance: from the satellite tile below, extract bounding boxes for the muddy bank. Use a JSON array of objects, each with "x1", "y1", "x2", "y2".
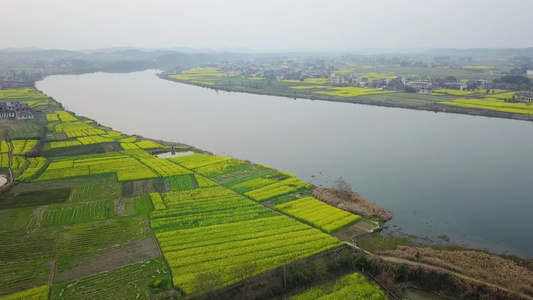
[{"x1": 312, "y1": 187, "x2": 392, "y2": 221}]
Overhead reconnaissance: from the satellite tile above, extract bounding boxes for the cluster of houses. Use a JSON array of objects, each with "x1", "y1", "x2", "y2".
[
  {"x1": 0, "y1": 74, "x2": 22, "y2": 90},
  {"x1": 0, "y1": 101, "x2": 35, "y2": 120}
]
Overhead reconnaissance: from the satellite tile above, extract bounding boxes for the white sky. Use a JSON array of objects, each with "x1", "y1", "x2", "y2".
[{"x1": 0, "y1": 0, "x2": 531, "y2": 50}]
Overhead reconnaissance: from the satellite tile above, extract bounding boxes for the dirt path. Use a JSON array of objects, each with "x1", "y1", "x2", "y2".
[
  {"x1": 378, "y1": 255, "x2": 533, "y2": 300},
  {"x1": 113, "y1": 198, "x2": 125, "y2": 215},
  {"x1": 47, "y1": 259, "x2": 58, "y2": 286},
  {"x1": 344, "y1": 241, "x2": 532, "y2": 299}
]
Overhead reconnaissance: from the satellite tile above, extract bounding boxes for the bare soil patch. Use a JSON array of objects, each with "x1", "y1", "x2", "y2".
[
  {"x1": 114, "y1": 198, "x2": 125, "y2": 215},
  {"x1": 312, "y1": 187, "x2": 392, "y2": 221},
  {"x1": 57, "y1": 237, "x2": 161, "y2": 280},
  {"x1": 333, "y1": 221, "x2": 377, "y2": 242},
  {"x1": 133, "y1": 180, "x2": 150, "y2": 196}
]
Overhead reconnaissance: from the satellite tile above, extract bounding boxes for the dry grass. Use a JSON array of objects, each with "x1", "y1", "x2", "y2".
[
  {"x1": 312, "y1": 187, "x2": 392, "y2": 221},
  {"x1": 379, "y1": 246, "x2": 533, "y2": 296}
]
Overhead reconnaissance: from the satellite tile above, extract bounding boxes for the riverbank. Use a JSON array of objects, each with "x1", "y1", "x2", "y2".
[{"x1": 159, "y1": 74, "x2": 533, "y2": 123}]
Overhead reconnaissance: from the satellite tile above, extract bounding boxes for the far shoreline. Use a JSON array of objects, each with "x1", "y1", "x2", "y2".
[{"x1": 159, "y1": 73, "x2": 533, "y2": 123}]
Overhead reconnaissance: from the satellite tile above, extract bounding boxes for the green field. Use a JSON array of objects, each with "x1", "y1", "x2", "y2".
[{"x1": 50, "y1": 258, "x2": 170, "y2": 300}]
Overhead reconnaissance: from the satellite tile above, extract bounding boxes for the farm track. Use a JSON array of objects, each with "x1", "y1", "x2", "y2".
[
  {"x1": 379, "y1": 256, "x2": 533, "y2": 300},
  {"x1": 47, "y1": 259, "x2": 57, "y2": 286},
  {"x1": 345, "y1": 241, "x2": 532, "y2": 300}
]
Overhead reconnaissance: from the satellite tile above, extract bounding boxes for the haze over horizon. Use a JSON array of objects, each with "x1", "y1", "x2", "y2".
[{"x1": 1, "y1": 0, "x2": 532, "y2": 51}]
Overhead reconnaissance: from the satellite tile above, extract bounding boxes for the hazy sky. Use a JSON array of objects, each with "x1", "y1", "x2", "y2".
[{"x1": 1, "y1": 0, "x2": 531, "y2": 50}]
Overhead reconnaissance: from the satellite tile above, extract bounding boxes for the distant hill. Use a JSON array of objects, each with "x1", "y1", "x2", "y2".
[{"x1": 425, "y1": 48, "x2": 533, "y2": 57}]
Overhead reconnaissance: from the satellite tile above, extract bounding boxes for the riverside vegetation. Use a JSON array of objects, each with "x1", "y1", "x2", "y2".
[{"x1": 0, "y1": 87, "x2": 532, "y2": 300}]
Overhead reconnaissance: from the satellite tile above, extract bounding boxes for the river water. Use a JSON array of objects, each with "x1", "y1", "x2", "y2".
[{"x1": 37, "y1": 70, "x2": 533, "y2": 257}]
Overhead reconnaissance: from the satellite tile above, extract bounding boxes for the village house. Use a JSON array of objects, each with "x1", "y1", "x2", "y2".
[
  {"x1": 527, "y1": 70, "x2": 533, "y2": 76},
  {"x1": 406, "y1": 81, "x2": 433, "y2": 94},
  {"x1": 0, "y1": 101, "x2": 35, "y2": 120},
  {"x1": 516, "y1": 91, "x2": 533, "y2": 103},
  {"x1": 328, "y1": 73, "x2": 344, "y2": 85}
]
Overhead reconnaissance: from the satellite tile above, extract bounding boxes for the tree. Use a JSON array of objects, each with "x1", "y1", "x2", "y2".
[
  {"x1": 192, "y1": 273, "x2": 222, "y2": 297},
  {"x1": 403, "y1": 86, "x2": 417, "y2": 93},
  {"x1": 334, "y1": 177, "x2": 352, "y2": 201},
  {"x1": 445, "y1": 76, "x2": 457, "y2": 82},
  {"x1": 231, "y1": 262, "x2": 258, "y2": 300}
]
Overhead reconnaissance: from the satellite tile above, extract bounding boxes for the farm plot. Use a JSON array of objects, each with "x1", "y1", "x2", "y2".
[
  {"x1": 168, "y1": 153, "x2": 232, "y2": 170},
  {"x1": 168, "y1": 174, "x2": 196, "y2": 191},
  {"x1": 194, "y1": 174, "x2": 217, "y2": 187},
  {"x1": 77, "y1": 135, "x2": 114, "y2": 145},
  {"x1": 11, "y1": 156, "x2": 28, "y2": 176},
  {"x1": 212, "y1": 163, "x2": 274, "y2": 187},
  {"x1": 313, "y1": 87, "x2": 395, "y2": 97},
  {"x1": 68, "y1": 182, "x2": 121, "y2": 202},
  {"x1": 16, "y1": 157, "x2": 47, "y2": 181},
  {"x1": 0, "y1": 188, "x2": 71, "y2": 209},
  {"x1": 1, "y1": 140, "x2": 11, "y2": 153},
  {"x1": 288, "y1": 272, "x2": 387, "y2": 300},
  {"x1": 0, "y1": 153, "x2": 9, "y2": 168},
  {"x1": 50, "y1": 258, "x2": 170, "y2": 300},
  {"x1": 244, "y1": 177, "x2": 312, "y2": 201},
  {"x1": 155, "y1": 213, "x2": 342, "y2": 295},
  {"x1": 124, "y1": 150, "x2": 192, "y2": 177},
  {"x1": 275, "y1": 197, "x2": 361, "y2": 233},
  {"x1": 0, "y1": 121, "x2": 40, "y2": 140},
  {"x1": 36, "y1": 152, "x2": 159, "y2": 181},
  {"x1": 11, "y1": 140, "x2": 37, "y2": 155},
  {"x1": 55, "y1": 111, "x2": 77, "y2": 122},
  {"x1": 41, "y1": 200, "x2": 115, "y2": 227},
  {"x1": 0, "y1": 88, "x2": 48, "y2": 100},
  {"x1": 149, "y1": 186, "x2": 277, "y2": 233},
  {"x1": 150, "y1": 193, "x2": 166, "y2": 210}
]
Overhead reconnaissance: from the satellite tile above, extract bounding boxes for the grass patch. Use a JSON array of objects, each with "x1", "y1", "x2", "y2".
[{"x1": 355, "y1": 234, "x2": 412, "y2": 253}]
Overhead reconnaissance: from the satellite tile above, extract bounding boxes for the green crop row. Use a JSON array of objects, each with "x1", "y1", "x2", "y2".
[
  {"x1": 78, "y1": 135, "x2": 113, "y2": 145},
  {"x1": 64, "y1": 128, "x2": 106, "y2": 138},
  {"x1": 168, "y1": 153, "x2": 232, "y2": 170},
  {"x1": 168, "y1": 174, "x2": 195, "y2": 191},
  {"x1": 244, "y1": 177, "x2": 312, "y2": 201},
  {"x1": 41, "y1": 200, "x2": 115, "y2": 227},
  {"x1": 0, "y1": 285, "x2": 49, "y2": 300},
  {"x1": 0, "y1": 140, "x2": 11, "y2": 153},
  {"x1": 55, "y1": 110, "x2": 77, "y2": 122},
  {"x1": 16, "y1": 157, "x2": 47, "y2": 181},
  {"x1": 0, "y1": 88, "x2": 48, "y2": 100},
  {"x1": 47, "y1": 140, "x2": 82, "y2": 149},
  {"x1": 194, "y1": 174, "x2": 217, "y2": 187},
  {"x1": 125, "y1": 150, "x2": 193, "y2": 177},
  {"x1": 150, "y1": 192, "x2": 166, "y2": 210},
  {"x1": 0, "y1": 153, "x2": 9, "y2": 168}
]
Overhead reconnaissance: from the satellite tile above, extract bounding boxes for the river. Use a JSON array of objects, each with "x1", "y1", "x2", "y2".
[{"x1": 36, "y1": 70, "x2": 533, "y2": 257}]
